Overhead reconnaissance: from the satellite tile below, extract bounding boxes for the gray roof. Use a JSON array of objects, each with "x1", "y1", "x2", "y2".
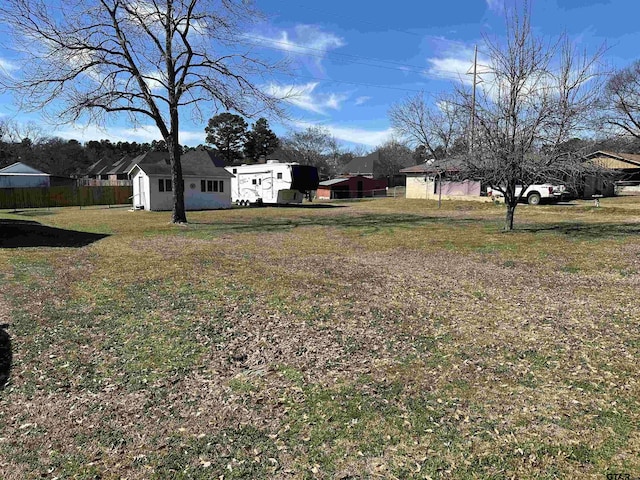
[
  {"x1": 105, "y1": 156, "x2": 137, "y2": 175},
  {"x1": 342, "y1": 151, "x2": 378, "y2": 175},
  {"x1": 342, "y1": 150, "x2": 415, "y2": 177},
  {"x1": 86, "y1": 158, "x2": 114, "y2": 175},
  {"x1": 182, "y1": 148, "x2": 226, "y2": 167},
  {"x1": 129, "y1": 151, "x2": 233, "y2": 178},
  {"x1": 319, "y1": 177, "x2": 350, "y2": 186},
  {"x1": 0, "y1": 162, "x2": 48, "y2": 175},
  {"x1": 400, "y1": 157, "x2": 466, "y2": 174}
]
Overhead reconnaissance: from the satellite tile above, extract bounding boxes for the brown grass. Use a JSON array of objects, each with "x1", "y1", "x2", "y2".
[{"x1": 0, "y1": 198, "x2": 638, "y2": 479}]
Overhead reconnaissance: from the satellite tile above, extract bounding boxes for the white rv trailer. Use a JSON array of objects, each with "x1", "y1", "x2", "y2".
[{"x1": 225, "y1": 160, "x2": 319, "y2": 205}]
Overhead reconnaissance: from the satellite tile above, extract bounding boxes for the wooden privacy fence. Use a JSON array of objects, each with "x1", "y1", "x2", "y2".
[{"x1": 0, "y1": 186, "x2": 133, "y2": 209}]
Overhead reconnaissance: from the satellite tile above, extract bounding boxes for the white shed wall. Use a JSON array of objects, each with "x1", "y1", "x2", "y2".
[{"x1": 134, "y1": 171, "x2": 231, "y2": 211}]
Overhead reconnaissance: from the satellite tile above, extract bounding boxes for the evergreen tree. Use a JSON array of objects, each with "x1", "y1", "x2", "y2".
[
  {"x1": 205, "y1": 113, "x2": 248, "y2": 165},
  {"x1": 244, "y1": 118, "x2": 279, "y2": 162}
]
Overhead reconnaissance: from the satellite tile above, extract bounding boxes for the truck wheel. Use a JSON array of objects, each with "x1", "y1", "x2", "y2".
[{"x1": 527, "y1": 192, "x2": 541, "y2": 205}]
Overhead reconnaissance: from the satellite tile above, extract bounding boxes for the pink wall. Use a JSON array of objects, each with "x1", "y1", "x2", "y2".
[{"x1": 436, "y1": 180, "x2": 481, "y2": 196}]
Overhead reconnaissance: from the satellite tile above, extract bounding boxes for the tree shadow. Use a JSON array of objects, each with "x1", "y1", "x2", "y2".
[
  {"x1": 519, "y1": 222, "x2": 640, "y2": 239},
  {"x1": 0, "y1": 324, "x2": 10, "y2": 390},
  {"x1": 262, "y1": 203, "x2": 347, "y2": 209},
  {"x1": 0, "y1": 219, "x2": 110, "y2": 248},
  {"x1": 188, "y1": 213, "x2": 481, "y2": 234},
  {"x1": 12, "y1": 209, "x2": 57, "y2": 217}
]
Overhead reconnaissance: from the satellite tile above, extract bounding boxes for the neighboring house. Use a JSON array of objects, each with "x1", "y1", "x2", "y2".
[
  {"x1": 316, "y1": 176, "x2": 387, "y2": 200},
  {"x1": 583, "y1": 151, "x2": 640, "y2": 197},
  {"x1": 0, "y1": 162, "x2": 75, "y2": 188},
  {"x1": 128, "y1": 151, "x2": 233, "y2": 211},
  {"x1": 340, "y1": 151, "x2": 414, "y2": 186},
  {"x1": 401, "y1": 159, "x2": 485, "y2": 202},
  {"x1": 81, "y1": 147, "x2": 225, "y2": 187},
  {"x1": 0, "y1": 162, "x2": 50, "y2": 188},
  {"x1": 81, "y1": 156, "x2": 136, "y2": 186}
]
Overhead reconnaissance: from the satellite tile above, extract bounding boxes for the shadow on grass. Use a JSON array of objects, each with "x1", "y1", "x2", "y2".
[
  {"x1": 0, "y1": 219, "x2": 110, "y2": 248},
  {"x1": 0, "y1": 324, "x2": 11, "y2": 390},
  {"x1": 261, "y1": 203, "x2": 347, "y2": 209},
  {"x1": 11, "y1": 209, "x2": 58, "y2": 217},
  {"x1": 520, "y1": 222, "x2": 640, "y2": 239},
  {"x1": 188, "y1": 213, "x2": 481, "y2": 234}
]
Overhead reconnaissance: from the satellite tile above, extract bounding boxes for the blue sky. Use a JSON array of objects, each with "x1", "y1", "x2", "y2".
[{"x1": 1, "y1": 0, "x2": 639, "y2": 150}]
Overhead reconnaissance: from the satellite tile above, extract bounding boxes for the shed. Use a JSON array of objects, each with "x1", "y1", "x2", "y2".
[
  {"x1": 128, "y1": 152, "x2": 233, "y2": 211},
  {"x1": 0, "y1": 162, "x2": 51, "y2": 188},
  {"x1": 401, "y1": 159, "x2": 486, "y2": 202},
  {"x1": 316, "y1": 176, "x2": 387, "y2": 200}
]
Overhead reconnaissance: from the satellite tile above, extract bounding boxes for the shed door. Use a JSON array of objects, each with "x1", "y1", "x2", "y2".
[{"x1": 138, "y1": 176, "x2": 145, "y2": 208}]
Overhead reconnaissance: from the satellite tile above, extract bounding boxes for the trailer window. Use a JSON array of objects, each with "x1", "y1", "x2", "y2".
[{"x1": 277, "y1": 172, "x2": 283, "y2": 179}]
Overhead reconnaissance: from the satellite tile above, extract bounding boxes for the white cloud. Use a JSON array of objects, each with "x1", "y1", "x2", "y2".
[
  {"x1": 355, "y1": 96, "x2": 371, "y2": 106},
  {"x1": 256, "y1": 24, "x2": 344, "y2": 55},
  {"x1": 425, "y1": 40, "x2": 492, "y2": 85},
  {"x1": 264, "y1": 82, "x2": 347, "y2": 115},
  {"x1": 250, "y1": 25, "x2": 344, "y2": 74},
  {"x1": 0, "y1": 58, "x2": 19, "y2": 74},
  {"x1": 293, "y1": 120, "x2": 393, "y2": 148},
  {"x1": 485, "y1": 0, "x2": 504, "y2": 12}
]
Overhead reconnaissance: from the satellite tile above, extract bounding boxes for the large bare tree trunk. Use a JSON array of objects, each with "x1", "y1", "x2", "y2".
[{"x1": 169, "y1": 139, "x2": 186, "y2": 223}]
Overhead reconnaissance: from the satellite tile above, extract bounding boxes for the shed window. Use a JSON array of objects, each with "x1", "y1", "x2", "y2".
[
  {"x1": 201, "y1": 179, "x2": 223, "y2": 193},
  {"x1": 159, "y1": 178, "x2": 172, "y2": 192}
]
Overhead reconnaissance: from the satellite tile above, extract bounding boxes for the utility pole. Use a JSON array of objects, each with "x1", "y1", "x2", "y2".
[{"x1": 470, "y1": 44, "x2": 478, "y2": 153}]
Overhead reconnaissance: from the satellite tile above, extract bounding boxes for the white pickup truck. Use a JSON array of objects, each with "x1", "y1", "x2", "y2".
[{"x1": 487, "y1": 184, "x2": 567, "y2": 205}]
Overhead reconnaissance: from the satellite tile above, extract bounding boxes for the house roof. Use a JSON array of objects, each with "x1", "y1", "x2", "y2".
[
  {"x1": 583, "y1": 151, "x2": 640, "y2": 168},
  {"x1": 342, "y1": 151, "x2": 379, "y2": 175},
  {"x1": 86, "y1": 158, "x2": 114, "y2": 176},
  {"x1": 0, "y1": 162, "x2": 48, "y2": 176},
  {"x1": 400, "y1": 157, "x2": 465, "y2": 174},
  {"x1": 319, "y1": 178, "x2": 350, "y2": 187},
  {"x1": 182, "y1": 147, "x2": 226, "y2": 167},
  {"x1": 105, "y1": 156, "x2": 137, "y2": 175},
  {"x1": 342, "y1": 150, "x2": 416, "y2": 177},
  {"x1": 129, "y1": 151, "x2": 233, "y2": 178}
]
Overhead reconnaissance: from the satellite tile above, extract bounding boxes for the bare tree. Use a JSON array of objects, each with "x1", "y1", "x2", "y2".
[
  {"x1": 603, "y1": 60, "x2": 640, "y2": 139},
  {"x1": 454, "y1": 6, "x2": 605, "y2": 230},
  {"x1": 0, "y1": 0, "x2": 282, "y2": 223},
  {"x1": 375, "y1": 139, "x2": 414, "y2": 178},
  {"x1": 389, "y1": 92, "x2": 465, "y2": 161},
  {"x1": 280, "y1": 126, "x2": 339, "y2": 178}
]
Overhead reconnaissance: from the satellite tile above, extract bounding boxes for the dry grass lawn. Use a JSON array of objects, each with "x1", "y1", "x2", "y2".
[{"x1": 0, "y1": 197, "x2": 638, "y2": 479}]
